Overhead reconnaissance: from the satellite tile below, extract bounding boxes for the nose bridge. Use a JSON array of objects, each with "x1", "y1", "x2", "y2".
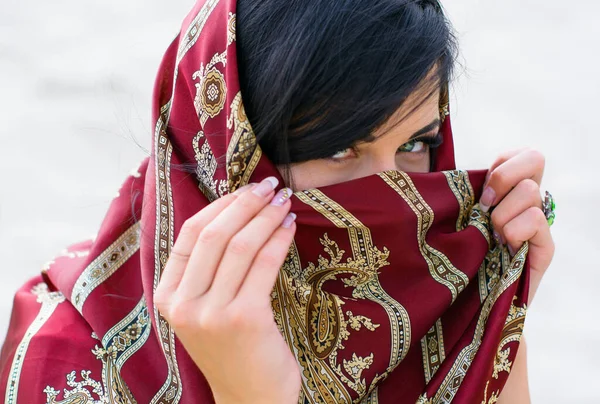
[{"x1": 370, "y1": 148, "x2": 398, "y2": 174}]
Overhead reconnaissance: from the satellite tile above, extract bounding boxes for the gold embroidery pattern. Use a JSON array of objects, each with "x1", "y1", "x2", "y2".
[
  {"x1": 421, "y1": 319, "x2": 446, "y2": 384},
  {"x1": 100, "y1": 298, "x2": 151, "y2": 370},
  {"x1": 193, "y1": 50, "x2": 227, "y2": 127},
  {"x1": 226, "y1": 92, "x2": 262, "y2": 191},
  {"x1": 443, "y1": 170, "x2": 476, "y2": 232},
  {"x1": 44, "y1": 370, "x2": 104, "y2": 404},
  {"x1": 417, "y1": 393, "x2": 434, "y2": 404},
  {"x1": 274, "y1": 243, "x2": 375, "y2": 403},
  {"x1": 359, "y1": 387, "x2": 379, "y2": 404},
  {"x1": 479, "y1": 297, "x2": 528, "y2": 402},
  {"x1": 477, "y1": 245, "x2": 503, "y2": 303},
  {"x1": 467, "y1": 207, "x2": 492, "y2": 246},
  {"x1": 150, "y1": 2, "x2": 223, "y2": 402},
  {"x1": 227, "y1": 12, "x2": 236, "y2": 46},
  {"x1": 193, "y1": 131, "x2": 227, "y2": 202},
  {"x1": 480, "y1": 385, "x2": 500, "y2": 404},
  {"x1": 444, "y1": 169, "x2": 496, "y2": 305},
  {"x1": 5, "y1": 283, "x2": 65, "y2": 404},
  {"x1": 44, "y1": 343, "x2": 138, "y2": 404},
  {"x1": 297, "y1": 190, "x2": 411, "y2": 367},
  {"x1": 379, "y1": 171, "x2": 469, "y2": 302},
  {"x1": 271, "y1": 190, "x2": 410, "y2": 403},
  {"x1": 431, "y1": 244, "x2": 528, "y2": 404},
  {"x1": 439, "y1": 85, "x2": 450, "y2": 123},
  {"x1": 42, "y1": 248, "x2": 91, "y2": 273},
  {"x1": 152, "y1": 101, "x2": 182, "y2": 404},
  {"x1": 71, "y1": 223, "x2": 141, "y2": 314},
  {"x1": 176, "y1": 0, "x2": 220, "y2": 62}
]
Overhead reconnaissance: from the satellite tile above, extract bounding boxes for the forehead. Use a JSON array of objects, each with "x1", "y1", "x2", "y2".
[{"x1": 372, "y1": 87, "x2": 441, "y2": 139}]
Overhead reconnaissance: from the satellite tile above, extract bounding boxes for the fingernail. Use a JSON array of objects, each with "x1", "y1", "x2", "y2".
[
  {"x1": 480, "y1": 187, "x2": 496, "y2": 213},
  {"x1": 232, "y1": 183, "x2": 256, "y2": 196},
  {"x1": 508, "y1": 245, "x2": 516, "y2": 257},
  {"x1": 252, "y1": 176, "x2": 279, "y2": 197},
  {"x1": 493, "y1": 231, "x2": 504, "y2": 245},
  {"x1": 282, "y1": 213, "x2": 297, "y2": 228},
  {"x1": 270, "y1": 188, "x2": 293, "y2": 206}
]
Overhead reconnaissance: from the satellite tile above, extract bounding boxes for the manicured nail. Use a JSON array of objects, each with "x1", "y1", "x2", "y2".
[
  {"x1": 508, "y1": 245, "x2": 516, "y2": 257},
  {"x1": 493, "y1": 231, "x2": 504, "y2": 245},
  {"x1": 252, "y1": 177, "x2": 279, "y2": 197},
  {"x1": 483, "y1": 171, "x2": 491, "y2": 188},
  {"x1": 282, "y1": 213, "x2": 297, "y2": 228},
  {"x1": 270, "y1": 188, "x2": 293, "y2": 206},
  {"x1": 232, "y1": 183, "x2": 256, "y2": 196},
  {"x1": 480, "y1": 187, "x2": 496, "y2": 213}
]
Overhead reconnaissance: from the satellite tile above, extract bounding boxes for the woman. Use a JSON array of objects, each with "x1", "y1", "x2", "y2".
[{"x1": 0, "y1": 0, "x2": 555, "y2": 402}]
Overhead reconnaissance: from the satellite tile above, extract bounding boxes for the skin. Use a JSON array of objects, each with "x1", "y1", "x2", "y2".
[{"x1": 154, "y1": 80, "x2": 554, "y2": 403}]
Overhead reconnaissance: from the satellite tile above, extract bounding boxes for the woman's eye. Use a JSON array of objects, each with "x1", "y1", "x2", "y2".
[
  {"x1": 398, "y1": 140, "x2": 426, "y2": 153},
  {"x1": 330, "y1": 148, "x2": 355, "y2": 160}
]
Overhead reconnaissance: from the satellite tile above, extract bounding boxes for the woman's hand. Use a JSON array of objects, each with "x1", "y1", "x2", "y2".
[
  {"x1": 154, "y1": 177, "x2": 301, "y2": 404},
  {"x1": 479, "y1": 148, "x2": 555, "y2": 304}
]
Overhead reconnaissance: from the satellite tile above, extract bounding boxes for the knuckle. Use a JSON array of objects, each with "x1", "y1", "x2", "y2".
[
  {"x1": 529, "y1": 206, "x2": 547, "y2": 226},
  {"x1": 153, "y1": 290, "x2": 169, "y2": 312},
  {"x1": 228, "y1": 235, "x2": 254, "y2": 256},
  {"x1": 490, "y1": 210, "x2": 505, "y2": 230},
  {"x1": 197, "y1": 225, "x2": 223, "y2": 244},
  {"x1": 166, "y1": 302, "x2": 194, "y2": 329},
  {"x1": 196, "y1": 306, "x2": 223, "y2": 331},
  {"x1": 168, "y1": 247, "x2": 190, "y2": 262},
  {"x1": 548, "y1": 239, "x2": 556, "y2": 257},
  {"x1": 180, "y1": 217, "x2": 202, "y2": 237},
  {"x1": 226, "y1": 305, "x2": 252, "y2": 328},
  {"x1": 527, "y1": 149, "x2": 546, "y2": 167},
  {"x1": 490, "y1": 169, "x2": 509, "y2": 189},
  {"x1": 257, "y1": 250, "x2": 284, "y2": 269},
  {"x1": 503, "y1": 223, "x2": 518, "y2": 242},
  {"x1": 519, "y1": 178, "x2": 540, "y2": 196},
  {"x1": 236, "y1": 192, "x2": 263, "y2": 210}
]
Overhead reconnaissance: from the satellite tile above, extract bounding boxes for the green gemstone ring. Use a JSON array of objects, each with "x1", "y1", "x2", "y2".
[{"x1": 543, "y1": 191, "x2": 556, "y2": 227}]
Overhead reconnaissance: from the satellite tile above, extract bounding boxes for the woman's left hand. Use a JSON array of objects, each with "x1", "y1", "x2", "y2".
[{"x1": 479, "y1": 148, "x2": 555, "y2": 304}]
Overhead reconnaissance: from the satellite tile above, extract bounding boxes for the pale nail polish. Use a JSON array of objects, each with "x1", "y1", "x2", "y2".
[
  {"x1": 252, "y1": 176, "x2": 279, "y2": 197},
  {"x1": 483, "y1": 171, "x2": 491, "y2": 188},
  {"x1": 508, "y1": 245, "x2": 516, "y2": 257},
  {"x1": 480, "y1": 187, "x2": 496, "y2": 213},
  {"x1": 270, "y1": 188, "x2": 293, "y2": 206},
  {"x1": 282, "y1": 213, "x2": 297, "y2": 228},
  {"x1": 493, "y1": 231, "x2": 505, "y2": 246}
]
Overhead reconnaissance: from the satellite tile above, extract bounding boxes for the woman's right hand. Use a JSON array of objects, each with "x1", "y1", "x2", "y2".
[{"x1": 154, "y1": 177, "x2": 301, "y2": 404}]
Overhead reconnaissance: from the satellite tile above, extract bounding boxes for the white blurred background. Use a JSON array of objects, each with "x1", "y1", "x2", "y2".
[{"x1": 0, "y1": 0, "x2": 597, "y2": 402}]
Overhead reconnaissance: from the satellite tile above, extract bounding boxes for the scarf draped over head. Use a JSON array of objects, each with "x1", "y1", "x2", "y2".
[{"x1": 0, "y1": 0, "x2": 529, "y2": 403}]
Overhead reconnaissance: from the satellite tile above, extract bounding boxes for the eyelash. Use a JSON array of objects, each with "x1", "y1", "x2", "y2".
[{"x1": 328, "y1": 132, "x2": 444, "y2": 164}]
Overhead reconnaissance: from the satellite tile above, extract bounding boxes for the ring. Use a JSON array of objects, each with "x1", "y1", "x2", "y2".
[{"x1": 543, "y1": 191, "x2": 556, "y2": 227}]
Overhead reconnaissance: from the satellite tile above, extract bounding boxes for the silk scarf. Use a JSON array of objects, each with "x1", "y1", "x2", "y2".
[{"x1": 0, "y1": 0, "x2": 530, "y2": 403}]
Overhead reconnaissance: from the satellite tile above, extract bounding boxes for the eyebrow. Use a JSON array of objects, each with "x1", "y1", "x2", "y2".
[
  {"x1": 360, "y1": 118, "x2": 442, "y2": 145},
  {"x1": 409, "y1": 119, "x2": 441, "y2": 140}
]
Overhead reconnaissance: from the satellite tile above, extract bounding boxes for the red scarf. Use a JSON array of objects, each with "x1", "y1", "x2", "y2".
[{"x1": 0, "y1": 0, "x2": 529, "y2": 402}]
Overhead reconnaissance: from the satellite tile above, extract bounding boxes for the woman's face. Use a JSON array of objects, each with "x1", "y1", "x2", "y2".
[{"x1": 279, "y1": 86, "x2": 442, "y2": 191}]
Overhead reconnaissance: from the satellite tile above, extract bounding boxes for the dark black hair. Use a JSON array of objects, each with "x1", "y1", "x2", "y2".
[{"x1": 237, "y1": 0, "x2": 458, "y2": 172}]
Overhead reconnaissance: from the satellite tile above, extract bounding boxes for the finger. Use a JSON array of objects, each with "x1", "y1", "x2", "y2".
[
  {"x1": 208, "y1": 188, "x2": 294, "y2": 307},
  {"x1": 236, "y1": 216, "x2": 297, "y2": 303},
  {"x1": 491, "y1": 179, "x2": 542, "y2": 244},
  {"x1": 154, "y1": 192, "x2": 239, "y2": 306},
  {"x1": 503, "y1": 207, "x2": 554, "y2": 270},
  {"x1": 176, "y1": 177, "x2": 279, "y2": 300},
  {"x1": 480, "y1": 149, "x2": 545, "y2": 213},
  {"x1": 485, "y1": 148, "x2": 528, "y2": 183},
  {"x1": 502, "y1": 207, "x2": 554, "y2": 303}
]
